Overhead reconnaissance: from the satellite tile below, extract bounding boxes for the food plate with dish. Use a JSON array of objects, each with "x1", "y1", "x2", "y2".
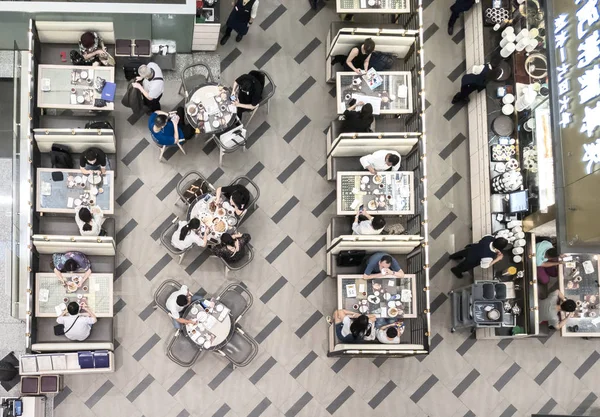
[
  {"x1": 367, "y1": 199, "x2": 378, "y2": 210},
  {"x1": 372, "y1": 174, "x2": 383, "y2": 184}
]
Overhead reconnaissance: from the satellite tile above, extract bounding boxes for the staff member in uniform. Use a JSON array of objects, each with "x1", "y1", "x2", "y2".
[
  {"x1": 360, "y1": 150, "x2": 401, "y2": 174},
  {"x1": 448, "y1": 0, "x2": 476, "y2": 36},
  {"x1": 451, "y1": 63, "x2": 500, "y2": 104},
  {"x1": 331, "y1": 38, "x2": 376, "y2": 74},
  {"x1": 221, "y1": 0, "x2": 260, "y2": 45},
  {"x1": 133, "y1": 63, "x2": 165, "y2": 112},
  {"x1": 449, "y1": 236, "x2": 508, "y2": 278}
]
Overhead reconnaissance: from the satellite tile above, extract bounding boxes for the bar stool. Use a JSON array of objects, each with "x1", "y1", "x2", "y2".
[{"x1": 20, "y1": 375, "x2": 63, "y2": 395}]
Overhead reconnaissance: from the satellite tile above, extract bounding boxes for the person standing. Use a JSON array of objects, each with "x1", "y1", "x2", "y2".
[
  {"x1": 451, "y1": 63, "x2": 500, "y2": 104},
  {"x1": 448, "y1": 236, "x2": 508, "y2": 278},
  {"x1": 221, "y1": 0, "x2": 260, "y2": 45},
  {"x1": 448, "y1": 0, "x2": 476, "y2": 36},
  {"x1": 133, "y1": 63, "x2": 165, "y2": 112}
]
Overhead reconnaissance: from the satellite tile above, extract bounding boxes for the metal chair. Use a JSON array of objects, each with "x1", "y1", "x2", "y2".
[
  {"x1": 215, "y1": 243, "x2": 255, "y2": 277},
  {"x1": 153, "y1": 279, "x2": 182, "y2": 313},
  {"x1": 179, "y1": 62, "x2": 216, "y2": 98},
  {"x1": 159, "y1": 217, "x2": 193, "y2": 264},
  {"x1": 166, "y1": 329, "x2": 203, "y2": 367},
  {"x1": 227, "y1": 176, "x2": 260, "y2": 223},
  {"x1": 152, "y1": 137, "x2": 186, "y2": 162},
  {"x1": 246, "y1": 70, "x2": 276, "y2": 127},
  {"x1": 176, "y1": 171, "x2": 215, "y2": 207},
  {"x1": 215, "y1": 324, "x2": 258, "y2": 368},
  {"x1": 215, "y1": 283, "x2": 253, "y2": 323},
  {"x1": 212, "y1": 117, "x2": 246, "y2": 167}
]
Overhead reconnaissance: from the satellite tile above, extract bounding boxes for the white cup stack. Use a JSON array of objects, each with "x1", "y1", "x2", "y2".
[{"x1": 499, "y1": 27, "x2": 517, "y2": 57}]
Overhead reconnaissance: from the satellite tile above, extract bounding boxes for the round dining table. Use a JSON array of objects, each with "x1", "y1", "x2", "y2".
[
  {"x1": 186, "y1": 194, "x2": 238, "y2": 244},
  {"x1": 183, "y1": 299, "x2": 233, "y2": 350},
  {"x1": 185, "y1": 83, "x2": 238, "y2": 135}
]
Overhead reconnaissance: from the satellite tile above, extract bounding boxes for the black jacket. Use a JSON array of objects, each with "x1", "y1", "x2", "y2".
[{"x1": 121, "y1": 82, "x2": 144, "y2": 114}]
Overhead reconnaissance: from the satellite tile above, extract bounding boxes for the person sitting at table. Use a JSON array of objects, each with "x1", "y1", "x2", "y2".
[
  {"x1": 363, "y1": 252, "x2": 404, "y2": 279},
  {"x1": 360, "y1": 150, "x2": 401, "y2": 174},
  {"x1": 212, "y1": 233, "x2": 251, "y2": 263},
  {"x1": 74, "y1": 31, "x2": 114, "y2": 66},
  {"x1": 215, "y1": 184, "x2": 251, "y2": 216},
  {"x1": 75, "y1": 206, "x2": 105, "y2": 237},
  {"x1": 51, "y1": 251, "x2": 92, "y2": 286},
  {"x1": 56, "y1": 302, "x2": 97, "y2": 341},
  {"x1": 133, "y1": 63, "x2": 165, "y2": 113},
  {"x1": 539, "y1": 290, "x2": 576, "y2": 330},
  {"x1": 331, "y1": 38, "x2": 376, "y2": 74},
  {"x1": 341, "y1": 101, "x2": 374, "y2": 134},
  {"x1": 232, "y1": 70, "x2": 265, "y2": 120},
  {"x1": 327, "y1": 309, "x2": 375, "y2": 343},
  {"x1": 376, "y1": 322, "x2": 404, "y2": 344},
  {"x1": 149, "y1": 108, "x2": 196, "y2": 152},
  {"x1": 79, "y1": 147, "x2": 110, "y2": 175},
  {"x1": 172, "y1": 218, "x2": 209, "y2": 251},
  {"x1": 353, "y1": 207, "x2": 385, "y2": 235},
  {"x1": 536, "y1": 240, "x2": 563, "y2": 285},
  {"x1": 166, "y1": 284, "x2": 205, "y2": 329}
]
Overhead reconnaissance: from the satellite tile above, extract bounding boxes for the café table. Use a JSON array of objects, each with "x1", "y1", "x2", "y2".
[
  {"x1": 184, "y1": 83, "x2": 237, "y2": 135},
  {"x1": 338, "y1": 273, "x2": 417, "y2": 318},
  {"x1": 183, "y1": 299, "x2": 233, "y2": 350},
  {"x1": 337, "y1": 171, "x2": 414, "y2": 215},
  {"x1": 336, "y1": 71, "x2": 412, "y2": 115},
  {"x1": 36, "y1": 168, "x2": 114, "y2": 215},
  {"x1": 336, "y1": 0, "x2": 410, "y2": 13},
  {"x1": 37, "y1": 64, "x2": 115, "y2": 111},
  {"x1": 187, "y1": 194, "x2": 238, "y2": 244},
  {"x1": 35, "y1": 272, "x2": 114, "y2": 317}
]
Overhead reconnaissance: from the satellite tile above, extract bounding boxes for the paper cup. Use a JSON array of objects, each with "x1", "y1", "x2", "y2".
[{"x1": 503, "y1": 94, "x2": 515, "y2": 104}]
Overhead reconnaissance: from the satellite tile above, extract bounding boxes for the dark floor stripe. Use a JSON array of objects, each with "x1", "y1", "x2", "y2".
[
  {"x1": 221, "y1": 48, "x2": 242, "y2": 73},
  {"x1": 203, "y1": 139, "x2": 218, "y2": 155},
  {"x1": 443, "y1": 100, "x2": 467, "y2": 122},
  {"x1": 430, "y1": 292, "x2": 448, "y2": 314},
  {"x1": 331, "y1": 357, "x2": 351, "y2": 373},
  {"x1": 429, "y1": 253, "x2": 451, "y2": 279},
  {"x1": 54, "y1": 385, "x2": 72, "y2": 408},
  {"x1": 248, "y1": 398, "x2": 271, "y2": 417},
  {"x1": 295, "y1": 310, "x2": 322, "y2": 338},
  {"x1": 85, "y1": 380, "x2": 114, "y2": 409},
  {"x1": 290, "y1": 351, "x2": 318, "y2": 379},
  {"x1": 452, "y1": 369, "x2": 479, "y2": 397},
  {"x1": 423, "y1": 23, "x2": 439, "y2": 43},
  {"x1": 207, "y1": 167, "x2": 225, "y2": 184},
  {"x1": 537, "y1": 398, "x2": 557, "y2": 414},
  {"x1": 497, "y1": 339, "x2": 513, "y2": 350},
  {"x1": 127, "y1": 110, "x2": 145, "y2": 126},
  {"x1": 260, "y1": 4, "x2": 287, "y2": 30},
  {"x1": 423, "y1": 60, "x2": 435, "y2": 75},
  {"x1": 535, "y1": 357, "x2": 561, "y2": 385},
  {"x1": 416, "y1": 334, "x2": 443, "y2": 362},
  {"x1": 373, "y1": 357, "x2": 387, "y2": 368},
  {"x1": 246, "y1": 162, "x2": 265, "y2": 180},
  {"x1": 116, "y1": 178, "x2": 144, "y2": 206},
  {"x1": 254, "y1": 316, "x2": 282, "y2": 344},
  {"x1": 212, "y1": 404, "x2": 231, "y2": 417},
  {"x1": 122, "y1": 138, "x2": 150, "y2": 166},
  {"x1": 176, "y1": 410, "x2": 190, "y2": 417},
  {"x1": 430, "y1": 212, "x2": 458, "y2": 239},
  {"x1": 295, "y1": 37, "x2": 321, "y2": 64},
  {"x1": 145, "y1": 253, "x2": 172, "y2": 281},
  {"x1": 368, "y1": 381, "x2": 396, "y2": 409},
  {"x1": 289, "y1": 76, "x2": 316, "y2": 103},
  {"x1": 573, "y1": 392, "x2": 598, "y2": 416},
  {"x1": 576, "y1": 351, "x2": 600, "y2": 379},
  {"x1": 168, "y1": 369, "x2": 196, "y2": 396},
  {"x1": 425, "y1": 99, "x2": 431, "y2": 110},
  {"x1": 138, "y1": 301, "x2": 156, "y2": 321},
  {"x1": 499, "y1": 404, "x2": 517, "y2": 417},
  {"x1": 410, "y1": 375, "x2": 438, "y2": 403},
  {"x1": 452, "y1": 27, "x2": 465, "y2": 44},
  {"x1": 448, "y1": 59, "x2": 467, "y2": 83},
  {"x1": 463, "y1": 411, "x2": 476, "y2": 417},
  {"x1": 271, "y1": 196, "x2": 299, "y2": 223},
  {"x1": 162, "y1": 146, "x2": 179, "y2": 161},
  {"x1": 283, "y1": 116, "x2": 311, "y2": 143},
  {"x1": 317, "y1": 163, "x2": 327, "y2": 178},
  {"x1": 434, "y1": 172, "x2": 462, "y2": 200},
  {"x1": 312, "y1": 189, "x2": 336, "y2": 217},
  {"x1": 328, "y1": 85, "x2": 336, "y2": 98},
  {"x1": 126, "y1": 374, "x2": 154, "y2": 402},
  {"x1": 326, "y1": 386, "x2": 354, "y2": 414},
  {"x1": 422, "y1": 0, "x2": 434, "y2": 9},
  {"x1": 260, "y1": 276, "x2": 288, "y2": 304},
  {"x1": 285, "y1": 392, "x2": 313, "y2": 417},
  {"x1": 209, "y1": 364, "x2": 235, "y2": 390},
  {"x1": 266, "y1": 236, "x2": 293, "y2": 264},
  {"x1": 185, "y1": 250, "x2": 212, "y2": 275},
  {"x1": 151, "y1": 213, "x2": 177, "y2": 241},
  {"x1": 115, "y1": 258, "x2": 132, "y2": 280},
  {"x1": 255, "y1": 42, "x2": 281, "y2": 69},
  {"x1": 133, "y1": 333, "x2": 161, "y2": 361},
  {"x1": 116, "y1": 219, "x2": 138, "y2": 243},
  {"x1": 113, "y1": 298, "x2": 127, "y2": 315},
  {"x1": 456, "y1": 335, "x2": 476, "y2": 356},
  {"x1": 300, "y1": 270, "x2": 327, "y2": 297},
  {"x1": 277, "y1": 157, "x2": 305, "y2": 183},
  {"x1": 306, "y1": 233, "x2": 326, "y2": 258},
  {"x1": 299, "y1": 1, "x2": 325, "y2": 25},
  {"x1": 439, "y1": 133, "x2": 467, "y2": 160},
  {"x1": 249, "y1": 356, "x2": 277, "y2": 385},
  {"x1": 494, "y1": 363, "x2": 521, "y2": 391},
  {"x1": 157, "y1": 173, "x2": 183, "y2": 201},
  {"x1": 246, "y1": 121, "x2": 271, "y2": 148}
]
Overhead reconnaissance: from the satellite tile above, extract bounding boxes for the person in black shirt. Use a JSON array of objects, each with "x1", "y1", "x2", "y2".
[
  {"x1": 232, "y1": 70, "x2": 265, "y2": 120},
  {"x1": 448, "y1": 236, "x2": 508, "y2": 278},
  {"x1": 448, "y1": 0, "x2": 476, "y2": 36},
  {"x1": 215, "y1": 184, "x2": 251, "y2": 216},
  {"x1": 212, "y1": 232, "x2": 252, "y2": 263},
  {"x1": 451, "y1": 64, "x2": 500, "y2": 104},
  {"x1": 80, "y1": 147, "x2": 109, "y2": 175},
  {"x1": 331, "y1": 38, "x2": 375, "y2": 74},
  {"x1": 341, "y1": 102, "x2": 373, "y2": 134}
]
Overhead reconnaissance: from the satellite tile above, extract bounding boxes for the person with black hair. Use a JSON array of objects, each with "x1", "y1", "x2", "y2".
[
  {"x1": 363, "y1": 252, "x2": 404, "y2": 279},
  {"x1": 212, "y1": 233, "x2": 251, "y2": 263},
  {"x1": 329, "y1": 309, "x2": 376, "y2": 343},
  {"x1": 51, "y1": 252, "x2": 92, "y2": 286},
  {"x1": 539, "y1": 290, "x2": 576, "y2": 329},
  {"x1": 376, "y1": 321, "x2": 404, "y2": 344},
  {"x1": 77, "y1": 31, "x2": 114, "y2": 66},
  {"x1": 449, "y1": 236, "x2": 508, "y2": 278},
  {"x1": 171, "y1": 218, "x2": 209, "y2": 251},
  {"x1": 56, "y1": 301, "x2": 97, "y2": 341},
  {"x1": 231, "y1": 71, "x2": 265, "y2": 120},
  {"x1": 360, "y1": 150, "x2": 401, "y2": 174},
  {"x1": 536, "y1": 240, "x2": 563, "y2": 284},
  {"x1": 451, "y1": 63, "x2": 501, "y2": 104},
  {"x1": 215, "y1": 184, "x2": 251, "y2": 216},
  {"x1": 148, "y1": 108, "x2": 196, "y2": 153},
  {"x1": 80, "y1": 147, "x2": 109, "y2": 175},
  {"x1": 221, "y1": 0, "x2": 260, "y2": 45},
  {"x1": 165, "y1": 284, "x2": 205, "y2": 329},
  {"x1": 75, "y1": 205, "x2": 105, "y2": 236},
  {"x1": 341, "y1": 101, "x2": 374, "y2": 134},
  {"x1": 352, "y1": 207, "x2": 385, "y2": 235},
  {"x1": 331, "y1": 38, "x2": 376, "y2": 74},
  {"x1": 447, "y1": 0, "x2": 476, "y2": 36}
]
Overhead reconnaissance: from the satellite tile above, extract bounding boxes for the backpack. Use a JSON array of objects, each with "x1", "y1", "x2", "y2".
[
  {"x1": 337, "y1": 250, "x2": 366, "y2": 267},
  {"x1": 50, "y1": 144, "x2": 73, "y2": 169},
  {"x1": 85, "y1": 120, "x2": 113, "y2": 130},
  {"x1": 369, "y1": 52, "x2": 396, "y2": 72}
]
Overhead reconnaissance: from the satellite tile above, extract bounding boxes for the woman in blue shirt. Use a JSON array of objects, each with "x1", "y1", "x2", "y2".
[{"x1": 148, "y1": 107, "x2": 196, "y2": 154}]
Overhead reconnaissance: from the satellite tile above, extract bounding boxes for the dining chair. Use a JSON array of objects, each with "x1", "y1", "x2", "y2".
[
  {"x1": 166, "y1": 329, "x2": 203, "y2": 367},
  {"x1": 179, "y1": 62, "x2": 216, "y2": 98},
  {"x1": 215, "y1": 283, "x2": 253, "y2": 323},
  {"x1": 176, "y1": 170, "x2": 215, "y2": 207},
  {"x1": 153, "y1": 279, "x2": 182, "y2": 314},
  {"x1": 152, "y1": 137, "x2": 186, "y2": 162},
  {"x1": 159, "y1": 217, "x2": 194, "y2": 264},
  {"x1": 212, "y1": 117, "x2": 246, "y2": 167},
  {"x1": 227, "y1": 176, "x2": 260, "y2": 224},
  {"x1": 246, "y1": 70, "x2": 276, "y2": 127},
  {"x1": 214, "y1": 244, "x2": 255, "y2": 277},
  {"x1": 214, "y1": 324, "x2": 258, "y2": 368}
]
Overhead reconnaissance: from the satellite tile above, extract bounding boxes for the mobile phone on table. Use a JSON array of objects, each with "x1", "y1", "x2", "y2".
[{"x1": 230, "y1": 94, "x2": 237, "y2": 101}]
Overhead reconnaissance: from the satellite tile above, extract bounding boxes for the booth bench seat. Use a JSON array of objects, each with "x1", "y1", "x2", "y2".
[
  {"x1": 38, "y1": 217, "x2": 115, "y2": 239},
  {"x1": 37, "y1": 254, "x2": 115, "y2": 275},
  {"x1": 32, "y1": 317, "x2": 114, "y2": 353},
  {"x1": 39, "y1": 43, "x2": 116, "y2": 66}
]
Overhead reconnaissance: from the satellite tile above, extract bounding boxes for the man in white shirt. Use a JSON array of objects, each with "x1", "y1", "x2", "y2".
[
  {"x1": 376, "y1": 322, "x2": 404, "y2": 344},
  {"x1": 165, "y1": 284, "x2": 205, "y2": 329},
  {"x1": 360, "y1": 150, "x2": 401, "y2": 174},
  {"x1": 352, "y1": 208, "x2": 385, "y2": 235},
  {"x1": 56, "y1": 302, "x2": 97, "y2": 341},
  {"x1": 133, "y1": 63, "x2": 164, "y2": 112}
]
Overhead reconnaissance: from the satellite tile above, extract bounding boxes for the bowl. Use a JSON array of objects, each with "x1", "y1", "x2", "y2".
[
  {"x1": 373, "y1": 175, "x2": 383, "y2": 184},
  {"x1": 191, "y1": 307, "x2": 199, "y2": 315},
  {"x1": 216, "y1": 304, "x2": 224, "y2": 312},
  {"x1": 77, "y1": 95, "x2": 85, "y2": 104},
  {"x1": 187, "y1": 104, "x2": 198, "y2": 116},
  {"x1": 388, "y1": 307, "x2": 398, "y2": 317},
  {"x1": 487, "y1": 308, "x2": 501, "y2": 320}
]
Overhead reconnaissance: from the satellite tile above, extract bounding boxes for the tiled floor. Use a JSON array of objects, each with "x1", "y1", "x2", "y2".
[{"x1": 46, "y1": 0, "x2": 600, "y2": 417}]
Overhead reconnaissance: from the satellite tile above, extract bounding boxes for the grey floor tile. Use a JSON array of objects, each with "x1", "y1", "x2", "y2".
[
  {"x1": 452, "y1": 369, "x2": 479, "y2": 397},
  {"x1": 294, "y1": 38, "x2": 321, "y2": 64},
  {"x1": 430, "y1": 212, "x2": 458, "y2": 239},
  {"x1": 326, "y1": 386, "x2": 354, "y2": 414},
  {"x1": 447, "y1": 59, "x2": 467, "y2": 83},
  {"x1": 277, "y1": 157, "x2": 305, "y2": 183},
  {"x1": 289, "y1": 76, "x2": 316, "y2": 103},
  {"x1": 145, "y1": 253, "x2": 172, "y2": 281},
  {"x1": 534, "y1": 357, "x2": 561, "y2": 385},
  {"x1": 249, "y1": 356, "x2": 277, "y2": 385},
  {"x1": 212, "y1": 404, "x2": 231, "y2": 417},
  {"x1": 429, "y1": 253, "x2": 451, "y2": 279},
  {"x1": 331, "y1": 357, "x2": 351, "y2": 373},
  {"x1": 285, "y1": 392, "x2": 313, "y2": 417},
  {"x1": 311, "y1": 189, "x2": 336, "y2": 217},
  {"x1": 151, "y1": 213, "x2": 178, "y2": 241},
  {"x1": 156, "y1": 173, "x2": 183, "y2": 201},
  {"x1": 423, "y1": 23, "x2": 439, "y2": 43},
  {"x1": 85, "y1": 380, "x2": 114, "y2": 409},
  {"x1": 260, "y1": 276, "x2": 288, "y2": 304},
  {"x1": 168, "y1": 369, "x2": 196, "y2": 396},
  {"x1": 138, "y1": 301, "x2": 156, "y2": 321},
  {"x1": 434, "y1": 172, "x2": 462, "y2": 200},
  {"x1": 452, "y1": 28, "x2": 465, "y2": 44},
  {"x1": 300, "y1": 270, "x2": 327, "y2": 297},
  {"x1": 573, "y1": 393, "x2": 598, "y2": 416},
  {"x1": 54, "y1": 385, "x2": 72, "y2": 408},
  {"x1": 115, "y1": 258, "x2": 133, "y2": 280},
  {"x1": 248, "y1": 398, "x2": 271, "y2": 417},
  {"x1": 537, "y1": 398, "x2": 557, "y2": 414},
  {"x1": 116, "y1": 219, "x2": 138, "y2": 243},
  {"x1": 221, "y1": 48, "x2": 243, "y2": 73},
  {"x1": 116, "y1": 178, "x2": 144, "y2": 206},
  {"x1": 127, "y1": 374, "x2": 155, "y2": 402},
  {"x1": 439, "y1": 133, "x2": 467, "y2": 160},
  {"x1": 283, "y1": 116, "x2": 311, "y2": 143},
  {"x1": 133, "y1": 333, "x2": 161, "y2": 361},
  {"x1": 246, "y1": 161, "x2": 265, "y2": 179},
  {"x1": 255, "y1": 43, "x2": 282, "y2": 69},
  {"x1": 410, "y1": 375, "x2": 438, "y2": 403},
  {"x1": 456, "y1": 335, "x2": 477, "y2": 356},
  {"x1": 254, "y1": 316, "x2": 282, "y2": 344},
  {"x1": 209, "y1": 364, "x2": 235, "y2": 391},
  {"x1": 294, "y1": 310, "x2": 322, "y2": 338},
  {"x1": 114, "y1": 298, "x2": 127, "y2": 315},
  {"x1": 290, "y1": 351, "x2": 318, "y2": 379},
  {"x1": 430, "y1": 293, "x2": 448, "y2": 314},
  {"x1": 368, "y1": 381, "x2": 397, "y2": 409},
  {"x1": 575, "y1": 351, "x2": 600, "y2": 379},
  {"x1": 266, "y1": 236, "x2": 293, "y2": 263},
  {"x1": 494, "y1": 363, "x2": 521, "y2": 391},
  {"x1": 260, "y1": 4, "x2": 287, "y2": 31}
]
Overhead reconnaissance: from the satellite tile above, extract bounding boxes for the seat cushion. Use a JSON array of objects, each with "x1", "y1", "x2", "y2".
[
  {"x1": 330, "y1": 120, "x2": 344, "y2": 140},
  {"x1": 38, "y1": 217, "x2": 115, "y2": 239},
  {"x1": 331, "y1": 216, "x2": 354, "y2": 238},
  {"x1": 37, "y1": 254, "x2": 115, "y2": 274},
  {"x1": 332, "y1": 156, "x2": 363, "y2": 175},
  {"x1": 35, "y1": 317, "x2": 113, "y2": 344}
]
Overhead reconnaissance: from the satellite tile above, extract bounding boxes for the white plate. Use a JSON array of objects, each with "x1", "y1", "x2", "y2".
[
  {"x1": 359, "y1": 305, "x2": 369, "y2": 313},
  {"x1": 361, "y1": 176, "x2": 370, "y2": 184},
  {"x1": 387, "y1": 301, "x2": 396, "y2": 308},
  {"x1": 197, "y1": 311, "x2": 208, "y2": 322},
  {"x1": 74, "y1": 199, "x2": 82, "y2": 206},
  {"x1": 373, "y1": 291, "x2": 380, "y2": 296},
  {"x1": 77, "y1": 95, "x2": 85, "y2": 104},
  {"x1": 203, "y1": 340, "x2": 211, "y2": 349},
  {"x1": 216, "y1": 304, "x2": 224, "y2": 312},
  {"x1": 212, "y1": 120, "x2": 220, "y2": 128},
  {"x1": 75, "y1": 176, "x2": 83, "y2": 183},
  {"x1": 383, "y1": 293, "x2": 391, "y2": 301},
  {"x1": 191, "y1": 307, "x2": 199, "y2": 315},
  {"x1": 90, "y1": 187, "x2": 98, "y2": 195},
  {"x1": 80, "y1": 70, "x2": 88, "y2": 78}
]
